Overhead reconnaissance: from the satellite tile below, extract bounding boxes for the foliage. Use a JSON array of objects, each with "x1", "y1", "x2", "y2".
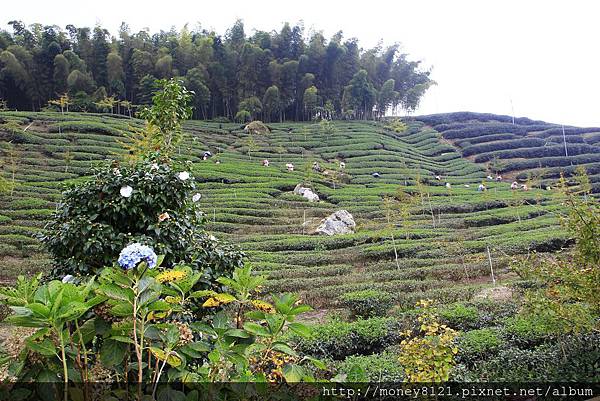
[
  {"x1": 454, "y1": 332, "x2": 600, "y2": 382},
  {"x1": 386, "y1": 119, "x2": 408, "y2": 133},
  {"x1": 512, "y1": 169, "x2": 600, "y2": 334},
  {"x1": 0, "y1": 21, "x2": 431, "y2": 121},
  {"x1": 136, "y1": 78, "x2": 193, "y2": 155},
  {"x1": 398, "y1": 300, "x2": 459, "y2": 382},
  {"x1": 339, "y1": 289, "x2": 393, "y2": 318},
  {"x1": 0, "y1": 252, "x2": 321, "y2": 395},
  {"x1": 457, "y1": 328, "x2": 502, "y2": 364},
  {"x1": 437, "y1": 303, "x2": 479, "y2": 331},
  {"x1": 191, "y1": 265, "x2": 321, "y2": 382},
  {"x1": 293, "y1": 316, "x2": 400, "y2": 360},
  {"x1": 0, "y1": 274, "x2": 104, "y2": 385},
  {"x1": 335, "y1": 352, "x2": 404, "y2": 382},
  {"x1": 502, "y1": 314, "x2": 559, "y2": 347},
  {"x1": 40, "y1": 156, "x2": 243, "y2": 282}
]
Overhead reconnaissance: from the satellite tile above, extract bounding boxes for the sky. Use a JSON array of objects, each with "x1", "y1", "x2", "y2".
[{"x1": 3, "y1": 0, "x2": 600, "y2": 127}]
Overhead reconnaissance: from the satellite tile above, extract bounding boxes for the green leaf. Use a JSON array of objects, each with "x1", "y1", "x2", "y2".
[
  {"x1": 244, "y1": 310, "x2": 265, "y2": 320},
  {"x1": 57, "y1": 302, "x2": 90, "y2": 320},
  {"x1": 291, "y1": 304, "x2": 313, "y2": 315},
  {"x1": 306, "y1": 356, "x2": 327, "y2": 370},
  {"x1": 189, "y1": 322, "x2": 215, "y2": 336},
  {"x1": 147, "y1": 300, "x2": 171, "y2": 311},
  {"x1": 100, "y1": 339, "x2": 127, "y2": 367},
  {"x1": 243, "y1": 322, "x2": 270, "y2": 337},
  {"x1": 272, "y1": 342, "x2": 298, "y2": 357},
  {"x1": 110, "y1": 302, "x2": 133, "y2": 316},
  {"x1": 77, "y1": 317, "x2": 98, "y2": 344},
  {"x1": 109, "y1": 335, "x2": 135, "y2": 344},
  {"x1": 101, "y1": 284, "x2": 134, "y2": 302},
  {"x1": 225, "y1": 328, "x2": 251, "y2": 338},
  {"x1": 189, "y1": 290, "x2": 217, "y2": 299},
  {"x1": 150, "y1": 347, "x2": 182, "y2": 367},
  {"x1": 288, "y1": 322, "x2": 312, "y2": 337},
  {"x1": 25, "y1": 337, "x2": 57, "y2": 356},
  {"x1": 265, "y1": 315, "x2": 284, "y2": 335},
  {"x1": 26, "y1": 303, "x2": 50, "y2": 318},
  {"x1": 282, "y1": 364, "x2": 305, "y2": 382},
  {"x1": 180, "y1": 341, "x2": 210, "y2": 358}
]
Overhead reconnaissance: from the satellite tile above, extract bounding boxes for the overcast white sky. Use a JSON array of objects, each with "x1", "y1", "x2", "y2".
[{"x1": 4, "y1": 0, "x2": 600, "y2": 126}]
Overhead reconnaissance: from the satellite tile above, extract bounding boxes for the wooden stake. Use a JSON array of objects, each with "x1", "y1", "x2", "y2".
[{"x1": 487, "y1": 246, "x2": 496, "y2": 285}]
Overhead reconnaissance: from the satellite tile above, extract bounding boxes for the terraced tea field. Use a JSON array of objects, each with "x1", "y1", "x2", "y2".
[
  {"x1": 0, "y1": 111, "x2": 588, "y2": 312},
  {"x1": 417, "y1": 112, "x2": 600, "y2": 193}
]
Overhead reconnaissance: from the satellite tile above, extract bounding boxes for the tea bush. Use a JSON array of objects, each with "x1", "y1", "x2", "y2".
[
  {"x1": 437, "y1": 303, "x2": 480, "y2": 330},
  {"x1": 339, "y1": 289, "x2": 393, "y2": 318},
  {"x1": 457, "y1": 328, "x2": 503, "y2": 365},
  {"x1": 457, "y1": 332, "x2": 600, "y2": 382},
  {"x1": 293, "y1": 317, "x2": 400, "y2": 360},
  {"x1": 335, "y1": 352, "x2": 405, "y2": 382}
]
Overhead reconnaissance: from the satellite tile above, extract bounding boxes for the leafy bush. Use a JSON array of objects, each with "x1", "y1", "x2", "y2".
[
  {"x1": 293, "y1": 317, "x2": 400, "y2": 360},
  {"x1": 437, "y1": 303, "x2": 480, "y2": 330},
  {"x1": 0, "y1": 255, "x2": 322, "y2": 395},
  {"x1": 503, "y1": 314, "x2": 557, "y2": 347},
  {"x1": 467, "y1": 299, "x2": 518, "y2": 327},
  {"x1": 457, "y1": 328, "x2": 502, "y2": 364},
  {"x1": 41, "y1": 156, "x2": 243, "y2": 282},
  {"x1": 339, "y1": 289, "x2": 393, "y2": 318},
  {"x1": 457, "y1": 332, "x2": 600, "y2": 382},
  {"x1": 398, "y1": 300, "x2": 459, "y2": 382},
  {"x1": 335, "y1": 352, "x2": 404, "y2": 382}
]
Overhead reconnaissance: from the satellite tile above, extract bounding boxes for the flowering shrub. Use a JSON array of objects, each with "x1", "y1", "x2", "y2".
[
  {"x1": 117, "y1": 243, "x2": 158, "y2": 269},
  {"x1": 0, "y1": 247, "x2": 321, "y2": 398},
  {"x1": 41, "y1": 155, "x2": 243, "y2": 281}
]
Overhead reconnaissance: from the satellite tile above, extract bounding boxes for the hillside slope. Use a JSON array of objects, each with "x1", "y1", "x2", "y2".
[
  {"x1": 0, "y1": 111, "x2": 586, "y2": 309},
  {"x1": 416, "y1": 112, "x2": 600, "y2": 192}
]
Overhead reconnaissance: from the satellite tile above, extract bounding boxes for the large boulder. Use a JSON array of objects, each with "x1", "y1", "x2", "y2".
[
  {"x1": 315, "y1": 210, "x2": 356, "y2": 235},
  {"x1": 294, "y1": 184, "x2": 320, "y2": 202}
]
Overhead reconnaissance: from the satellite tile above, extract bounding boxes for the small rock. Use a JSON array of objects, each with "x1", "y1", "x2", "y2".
[
  {"x1": 315, "y1": 210, "x2": 356, "y2": 235},
  {"x1": 293, "y1": 184, "x2": 320, "y2": 202}
]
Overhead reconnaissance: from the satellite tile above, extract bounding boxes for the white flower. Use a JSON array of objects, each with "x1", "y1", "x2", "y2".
[
  {"x1": 177, "y1": 171, "x2": 190, "y2": 181},
  {"x1": 62, "y1": 274, "x2": 76, "y2": 284},
  {"x1": 192, "y1": 193, "x2": 202, "y2": 202},
  {"x1": 113, "y1": 168, "x2": 122, "y2": 176},
  {"x1": 120, "y1": 185, "x2": 133, "y2": 198},
  {"x1": 151, "y1": 163, "x2": 159, "y2": 170},
  {"x1": 209, "y1": 235, "x2": 217, "y2": 241}
]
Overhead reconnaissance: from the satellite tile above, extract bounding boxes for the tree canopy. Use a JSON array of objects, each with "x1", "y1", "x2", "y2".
[{"x1": 0, "y1": 20, "x2": 434, "y2": 120}]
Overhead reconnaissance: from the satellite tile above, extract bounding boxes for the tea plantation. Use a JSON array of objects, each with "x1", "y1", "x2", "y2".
[
  {"x1": 417, "y1": 112, "x2": 600, "y2": 193},
  {"x1": 1, "y1": 110, "x2": 599, "y2": 381},
  {"x1": 0, "y1": 111, "x2": 581, "y2": 300}
]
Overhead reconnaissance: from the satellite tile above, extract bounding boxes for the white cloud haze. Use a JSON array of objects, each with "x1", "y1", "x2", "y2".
[{"x1": 3, "y1": 0, "x2": 599, "y2": 126}]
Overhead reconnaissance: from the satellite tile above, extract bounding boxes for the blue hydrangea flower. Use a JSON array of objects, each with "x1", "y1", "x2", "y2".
[{"x1": 117, "y1": 243, "x2": 157, "y2": 270}]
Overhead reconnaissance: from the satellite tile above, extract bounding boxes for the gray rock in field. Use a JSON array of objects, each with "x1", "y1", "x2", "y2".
[
  {"x1": 315, "y1": 210, "x2": 356, "y2": 235},
  {"x1": 293, "y1": 184, "x2": 320, "y2": 202}
]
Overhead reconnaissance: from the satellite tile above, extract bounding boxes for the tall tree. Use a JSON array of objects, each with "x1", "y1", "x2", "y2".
[
  {"x1": 262, "y1": 85, "x2": 281, "y2": 122},
  {"x1": 52, "y1": 53, "x2": 70, "y2": 95}
]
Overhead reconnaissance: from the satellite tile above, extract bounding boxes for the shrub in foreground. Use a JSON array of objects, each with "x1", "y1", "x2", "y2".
[{"x1": 0, "y1": 250, "x2": 321, "y2": 398}]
